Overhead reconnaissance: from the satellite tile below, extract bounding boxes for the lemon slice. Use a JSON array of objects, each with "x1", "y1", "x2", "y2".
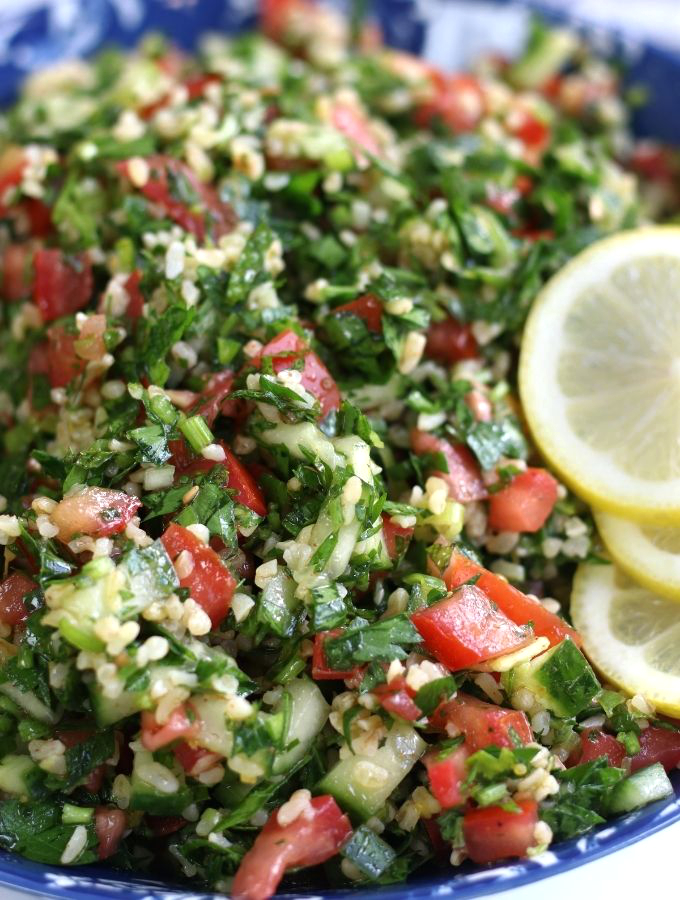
[
  {"x1": 595, "y1": 510, "x2": 680, "y2": 601},
  {"x1": 571, "y1": 563, "x2": 680, "y2": 716},
  {"x1": 519, "y1": 226, "x2": 680, "y2": 523}
]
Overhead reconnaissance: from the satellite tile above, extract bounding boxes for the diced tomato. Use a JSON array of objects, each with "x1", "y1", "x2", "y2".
[
  {"x1": 570, "y1": 729, "x2": 626, "y2": 768},
  {"x1": 311, "y1": 630, "x2": 360, "y2": 681},
  {"x1": 444, "y1": 550, "x2": 582, "y2": 648},
  {"x1": 508, "y1": 109, "x2": 550, "y2": 151},
  {"x1": 23, "y1": 198, "x2": 52, "y2": 237},
  {"x1": 194, "y1": 371, "x2": 236, "y2": 427},
  {"x1": 124, "y1": 270, "x2": 145, "y2": 319},
  {"x1": 1, "y1": 245, "x2": 33, "y2": 301},
  {"x1": 425, "y1": 317, "x2": 478, "y2": 364},
  {"x1": 630, "y1": 726, "x2": 680, "y2": 773},
  {"x1": 257, "y1": 329, "x2": 341, "y2": 417},
  {"x1": 178, "y1": 440, "x2": 267, "y2": 517},
  {"x1": 329, "y1": 101, "x2": 381, "y2": 160},
  {"x1": 410, "y1": 429, "x2": 487, "y2": 504},
  {"x1": 95, "y1": 807, "x2": 127, "y2": 860},
  {"x1": 465, "y1": 388, "x2": 492, "y2": 423},
  {"x1": 141, "y1": 705, "x2": 198, "y2": 752},
  {"x1": 374, "y1": 676, "x2": 422, "y2": 722},
  {"x1": 73, "y1": 314, "x2": 107, "y2": 362},
  {"x1": 411, "y1": 584, "x2": 534, "y2": 671},
  {"x1": 231, "y1": 794, "x2": 352, "y2": 900},
  {"x1": 46, "y1": 326, "x2": 87, "y2": 389},
  {"x1": 33, "y1": 249, "x2": 93, "y2": 323},
  {"x1": 431, "y1": 693, "x2": 532, "y2": 751},
  {"x1": 488, "y1": 468, "x2": 559, "y2": 533},
  {"x1": 146, "y1": 815, "x2": 186, "y2": 837},
  {"x1": 172, "y1": 741, "x2": 222, "y2": 776},
  {"x1": 161, "y1": 523, "x2": 236, "y2": 627},
  {"x1": 425, "y1": 744, "x2": 469, "y2": 809},
  {"x1": 259, "y1": 0, "x2": 301, "y2": 42},
  {"x1": 51, "y1": 486, "x2": 141, "y2": 542},
  {"x1": 463, "y1": 799, "x2": 538, "y2": 864},
  {"x1": 116, "y1": 156, "x2": 236, "y2": 242},
  {"x1": 414, "y1": 74, "x2": 485, "y2": 133},
  {"x1": 332, "y1": 294, "x2": 383, "y2": 332},
  {"x1": 424, "y1": 817, "x2": 449, "y2": 859},
  {"x1": 57, "y1": 729, "x2": 107, "y2": 792},
  {"x1": 0, "y1": 573, "x2": 36, "y2": 627},
  {"x1": 381, "y1": 514, "x2": 414, "y2": 561}
]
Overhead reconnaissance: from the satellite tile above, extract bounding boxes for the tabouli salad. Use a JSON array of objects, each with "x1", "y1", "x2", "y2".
[{"x1": 0, "y1": 3, "x2": 678, "y2": 898}]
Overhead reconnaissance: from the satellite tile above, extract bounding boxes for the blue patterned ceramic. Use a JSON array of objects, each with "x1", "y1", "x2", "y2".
[{"x1": 0, "y1": 1, "x2": 678, "y2": 897}]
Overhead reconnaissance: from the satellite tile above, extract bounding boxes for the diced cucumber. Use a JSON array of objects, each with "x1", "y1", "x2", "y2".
[
  {"x1": 273, "y1": 677, "x2": 329, "y2": 774},
  {"x1": 0, "y1": 683, "x2": 56, "y2": 724},
  {"x1": 0, "y1": 754, "x2": 44, "y2": 797},
  {"x1": 607, "y1": 763, "x2": 673, "y2": 815},
  {"x1": 258, "y1": 573, "x2": 300, "y2": 638},
  {"x1": 89, "y1": 684, "x2": 146, "y2": 727},
  {"x1": 509, "y1": 27, "x2": 577, "y2": 89},
  {"x1": 260, "y1": 421, "x2": 338, "y2": 470},
  {"x1": 502, "y1": 638, "x2": 600, "y2": 717},
  {"x1": 317, "y1": 722, "x2": 426, "y2": 820},
  {"x1": 341, "y1": 824, "x2": 396, "y2": 879},
  {"x1": 129, "y1": 749, "x2": 193, "y2": 816}
]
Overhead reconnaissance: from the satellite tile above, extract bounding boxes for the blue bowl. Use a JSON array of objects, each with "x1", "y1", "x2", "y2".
[{"x1": 0, "y1": 1, "x2": 678, "y2": 897}]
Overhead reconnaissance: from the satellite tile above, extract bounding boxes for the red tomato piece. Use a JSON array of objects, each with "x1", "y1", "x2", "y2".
[
  {"x1": 141, "y1": 705, "x2": 198, "y2": 752},
  {"x1": 146, "y1": 815, "x2": 186, "y2": 837},
  {"x1": 330, "y1": 101, "x2": 381, "y2": 160},
  {"x1": 431, "y1": 693, "x2": 532, "y2": 751},
  {"x1": 425, "y1": 744, "x2": 470, "y2": 809},
  {"x1": 73, "y1": 314, "x2": 107, "y2": 362},
  {"x1": 488, "y1": 468, "x2": 559, "y2": 533},
  {"x1": 33, "y1": 249, "x2": 93, "y2": 323},
  {"x1": 332, "y1": 294, "x2": 383, "y2": 332},
  {"x1": 95, "y1": 807, "x2": 127, "y2": 860},
  {"x1": 0, "y1": 573, "x2": 36, "y2": 627},
  {"x1": 311, "y1": 630, "x2": 360, "y2": 681},
  {"x1": 630, "y1": 726, "x2": 680, "y2": 773},
  {"x1": 259, "y1": 0, "x2": 302, "y2": 42},
  {"x1": 194, "y1": 371, "x2": 235, "y2": 426},
  {"x1": 410, "y1": 429, "x2": 487, "y2": 504},
  {"x1": 116, "y1": 156, "x2": 236, "y2": 242},
  {"x1": 161, "y1": 523, "x2": 236, "y2": 627},
  {"x1": 231, "y1": 794, "x2": 352, "y2": 900},
  {"x1": 381, "y1": 514, "x2": 414, "y2": 562},
  {"x1": 51, "y1": 486, "x2": 141, "y2": 542},
  {"x1": 1, "y1": 245, "x2": 33, "y2": 301},
  {"x1": 411, "y1": 584, "x2": 534, "y2": 671},
  {"x1": 508, "y1": 109, "x2": 550, "y2": 150},
  {"x1": 178, "y1": 440, "x2": 267, "y2": 517},
  {"x1": 172, "y1": 741, "x2": 222, "y2": 777},
  {"x1": 415, "y1": 74, "x2": 485, "y2": 133},
  {"x1": 124, "y1": 270, "x2": 145, "y2": 319},
  {"x1": 257, "y1": 329, "x2": 341, "y2": 418},
  {"x1": 463, "y1": 799, "x2": 538, "y2": 864},
  {"x1": 374, "y1": 676, "x2": 422, "y2": 722},
  {"x1": 570, "y1": 729, "x2": 626, "y2": 768},
  {"x1": 46, "y1": 326, "x2": 87, "y2": 389},
  {"x1": 444, "y1": 550, "x2": 582, "y2": 648},
  {"x1": 425, "y1": 317, "x2": 478, "y2": 364},
  {"x1": 57, "y1": 729, "x2": 107, "y2": 792}
]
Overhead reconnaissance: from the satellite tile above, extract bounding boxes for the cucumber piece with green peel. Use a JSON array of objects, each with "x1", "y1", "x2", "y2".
[
  {"x1": 607, "y1": 763, "x2": 673, "y2": 814},
  {"x1": 272, "y1": 677, "x2": 329, "y2": 775},
  {"x1": 0, "y1": 754, "x2": 44, "y2": 797},
  {"x1": 129, "y1": 749, "x2": 194, "y2": 816}
]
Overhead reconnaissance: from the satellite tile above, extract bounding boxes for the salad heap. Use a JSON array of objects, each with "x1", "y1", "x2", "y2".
[{"x1": 0, "y1": 3, "x2": 678, "y2": 898}]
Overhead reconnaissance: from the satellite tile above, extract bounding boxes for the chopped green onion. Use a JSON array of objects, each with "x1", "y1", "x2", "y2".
[
  {"x1": 59, "y1": 619, "x2": 105, "y2": 653},
  {"x1": 180, "y1": 415, "x2": 213, "y2": 453},
  {"x1": 62, "y1": 804, "x2": 94, "y2": 825}
]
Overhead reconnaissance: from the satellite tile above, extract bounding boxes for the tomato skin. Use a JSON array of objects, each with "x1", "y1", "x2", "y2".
[
  {"x1": 95, "y1": 807, "x2": 127, "y2": 861},
  {"x1": 488, "y1": 468, "x2": 559, "y2": 533},
  {"x1": 46, "y1": 326, "x2": 87, "y2": 389},
  {"x1": 463, "y1": 799, "x2": 538, "y2": 864},
  {"x1": 411, "y1": 584, "x2": 534, "y2": 671},
  {"x1": 332, "y1": 294, "x2": 383, "y2": 332},
  {"x1": 194, "y1": 371, "x2": 236, "y2": 427},
  {"x1": 141, "y1": 705, "x2": 198, "y2": 752},
  {"x1": 0, "y1": 573, "x2": 37, "y2": 626},
  {"x1": 374, "y1": 676, "x2": 422, "y2": 722},
  {"x1": 124, "y1": 270, "x2": 145, "y2": 319},
  {"x1": 509, "y1": 109, "x2": 550, "y2": 151},
  {"x1": 431, "y1": 693, "x2": 532, "y2": 751},
  {"x1": 444, "y1": 550, "x2": 582, "y2": 648},
  {"x1": 410, "y1": 429, "x2": 487, "y2": 504},
  {"x1": 1, "y1": 245, "x2": 33, "y2": 301},
  {"x1": 178, "y1": 440, "x2": 267, "y2": 517},
  {"x1": 630, "y1": 726, "x2": 680, "y2": 773},
  {"x1": 425, "y1": 744, "x2": 470, "y2": 809},
  {"x1": 51, "y1": 486, "x2": 141, "y2": 542},
  {"x1": 172, "y1": 741, "x2": 222, "y2": 776},
  {"x1": 415, "y1": 74, "x2": 485, "y2": 133},
  {"x1": 257, "y1": 329, "x2": 341, "y2": 418},
  {"x1": 161, "y1": 523, "x2": 236, "y2": 627},
  {"x1": 117, "y1": 156, "x2": 236, "y2": 242},
  {"x1": 311, "y1": 630, "x2": 360, "y2": 681},
  {"x1": 33, "y1": 249, "x2": 93, "y2": 323},
  {"x1": 147, "y1": 815, "x2": 186, "y2": 837},
  {"x1": 425, "y1": 317, "x2": 478, "y2": 364},
  {"x1": 570, "y1": 729, "x2": 626, "y2": 768},
  {"x1": 231, "y1": 794, "x2": 352, "y2": 900},
  {"x1": 381, "y1": 514, "x2": 414, "y2": 561}
]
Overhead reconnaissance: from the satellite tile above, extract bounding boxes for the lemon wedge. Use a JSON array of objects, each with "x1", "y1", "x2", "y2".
[
  {"x1": 519, "y1": 226, "x2": 680, "y2": 523},
  {"x1": 595, "y1": 510, "x2": 680, "y2": 602},
  {"x1": 571, "y1": 563, "x2": 680, "y2": 716}
]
